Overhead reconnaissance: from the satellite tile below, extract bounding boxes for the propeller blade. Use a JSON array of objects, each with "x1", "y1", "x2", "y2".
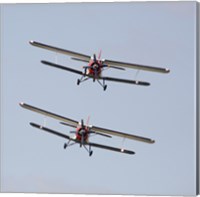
[
  {"x1": 82, "y1": 66, "x2": 90, "y2": 69},
  {"x1": 93, "y1": 54, "x2": 96, "y2": 62},
  {"x1": 81, "y1": 119, "x2": 84, "y2": 129},
  {"x1": 81, "y1": 132, "x2": 84, "y2": 147}
]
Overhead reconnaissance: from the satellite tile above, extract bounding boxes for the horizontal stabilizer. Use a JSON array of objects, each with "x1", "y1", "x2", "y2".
[
  {"x1": 71, "y1": 57, "x2": 88, "y2": 63},
  {"x1": 89, "y1": 131, "x2": 112, "y2": 138},
  {"x1": 60, "y1": 122, "x2": 77, "y2": 128}
]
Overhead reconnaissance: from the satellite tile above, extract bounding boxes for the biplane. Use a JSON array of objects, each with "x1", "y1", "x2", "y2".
[
  {"x1": 29, "y1": 40, "x2": 170, "y2": 91},
  {"x1": 19, "y1": 102, "x2": 155, "y2": 156}
]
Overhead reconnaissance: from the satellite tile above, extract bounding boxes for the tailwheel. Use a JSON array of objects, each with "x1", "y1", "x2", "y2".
[
  {"x1": 77, "y1": 79, "x2": 81, "y2": 85},
  {"x1": 64, "y1": 143, "x2": 67, "y2": 149},
  {"x1": 103, "y1": 85, "x2": 107, "y2": 91},
  {"x1": 89, "y1": 150, "x2": 93, "y2": 157}
]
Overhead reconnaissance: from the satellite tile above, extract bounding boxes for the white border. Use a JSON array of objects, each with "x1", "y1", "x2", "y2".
[{"x1": 0, "y1": 1, "x2": 199, "y2": 197}]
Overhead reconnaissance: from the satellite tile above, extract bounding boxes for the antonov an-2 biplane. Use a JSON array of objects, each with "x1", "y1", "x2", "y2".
[
  {"x1": 29, "y1": 40, "x2": 170, "y2": 91},
  {"x1": 19, "y1": 102, "x2": 155, "y2": 156}
]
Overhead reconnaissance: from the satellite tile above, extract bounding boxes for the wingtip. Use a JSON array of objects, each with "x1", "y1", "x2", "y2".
[
  {"x1": 29, "y1": 122, "x2": 34, "y2": 126},
  {"x1": 165, "y1": 68, "x2": 170, "y2": 73},
  {"x1": 151, "y1": 139, "x2": 155, "y2": 144},
  {"x1": 41, "y1": 60, "x2": 50, "y2": 65},
  {"x1": 19, "y1": 102, "x2": 24, "y2": 107},
  {"x1": 30, "y1": 122, "x2": 43, "y2": 129},
  {"x1": 29, "y1": 40, "x2": 34, "y2": 45}
]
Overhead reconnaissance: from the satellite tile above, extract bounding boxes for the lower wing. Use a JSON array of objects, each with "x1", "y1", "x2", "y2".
[
  {"x1": 86, "y1": 141, "x2": 135, "y2": 155},
  {"x1": 100, "y1": 76, "x2": 150, "y2": 86},
  {"x1": 41, "y1": 60, "x2": 83, "y2": 75},
  {"x1": 41, "y1": 60, "x2": 150, "y2": 86},
  {"x1": 30, "y1": 122, "x2": 134, "y2": 155},
  {"x1": 30, "y1": 122, "x2": 71, "y2": 140}
]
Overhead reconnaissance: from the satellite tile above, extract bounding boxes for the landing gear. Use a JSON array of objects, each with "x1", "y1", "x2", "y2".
[
  {"x1": 77, "y1": 76, "x2": 89, "y2": 86},
  {"x1": 83, "y1": 145, "x2": 93, "y2": 157},
  {"x1": 63, "y1": 140, "x2": 74, "y2": 149},
  {"x1": 97, "y1": 79, "x2": 107, "y2": 91}
]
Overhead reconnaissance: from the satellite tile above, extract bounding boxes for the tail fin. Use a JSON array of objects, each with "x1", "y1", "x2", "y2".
[
  {"x1": 86, "y1": 116, "x2": 90, "y2": 129},
  {"x1": 98, "y1": 50, "x2": 102, "y2": 60}
]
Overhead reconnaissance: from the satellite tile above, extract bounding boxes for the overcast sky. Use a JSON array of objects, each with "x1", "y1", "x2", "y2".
[{"x1": 0, "y1": 2, "x2": 198, "y2": 195}]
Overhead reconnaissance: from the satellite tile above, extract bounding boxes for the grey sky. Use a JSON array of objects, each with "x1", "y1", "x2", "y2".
[{"x1": 0, "y1": 2, "x2": 198, "y2": 195}]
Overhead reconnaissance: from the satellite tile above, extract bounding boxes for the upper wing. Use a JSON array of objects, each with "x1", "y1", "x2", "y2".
[
  {"x1": 86, "y1": 141, "x2": 135, "y2": 155},
  {"x1": 90, "y1": 126, "x2": 155, "y2": 144},
  {"x1": 29, "y1": 40, "x2": 91, "y2": 62},
  {"x1": 104, "y1": 59, "x2": 170, "y2": 74},
  {"x1": 19, "y1": 102, "x2": 78, "y2": 127},
  {"x1": 100, "y1": 76, "x2": 150, "y2": 86}
]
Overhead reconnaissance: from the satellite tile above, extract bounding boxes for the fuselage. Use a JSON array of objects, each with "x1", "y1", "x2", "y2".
[
  {"x1": 75, "y1": 125, "x2": 89, "y2": 142},
  {"x1": 85, "y1": 50, "x2": 103, "y2": 78}
]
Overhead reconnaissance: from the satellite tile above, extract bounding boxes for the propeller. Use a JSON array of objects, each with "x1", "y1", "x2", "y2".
[{"x1": 79, "y1": 119, "x2": 85, "y2": 147}]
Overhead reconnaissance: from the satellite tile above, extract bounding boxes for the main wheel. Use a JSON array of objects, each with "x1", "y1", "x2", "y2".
[
  {"x1": 64, "y1": 143, "x2": 67, "y2": 149},
  {"x1": 103, "y1": 85, "x2": 107, "y2": 91},
  {"x1": 77, "y1": 79, "x2": 80, "y2": 85},
  {"x1": 89, "y1": 151, "x2": 93, "y2": 157}
]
